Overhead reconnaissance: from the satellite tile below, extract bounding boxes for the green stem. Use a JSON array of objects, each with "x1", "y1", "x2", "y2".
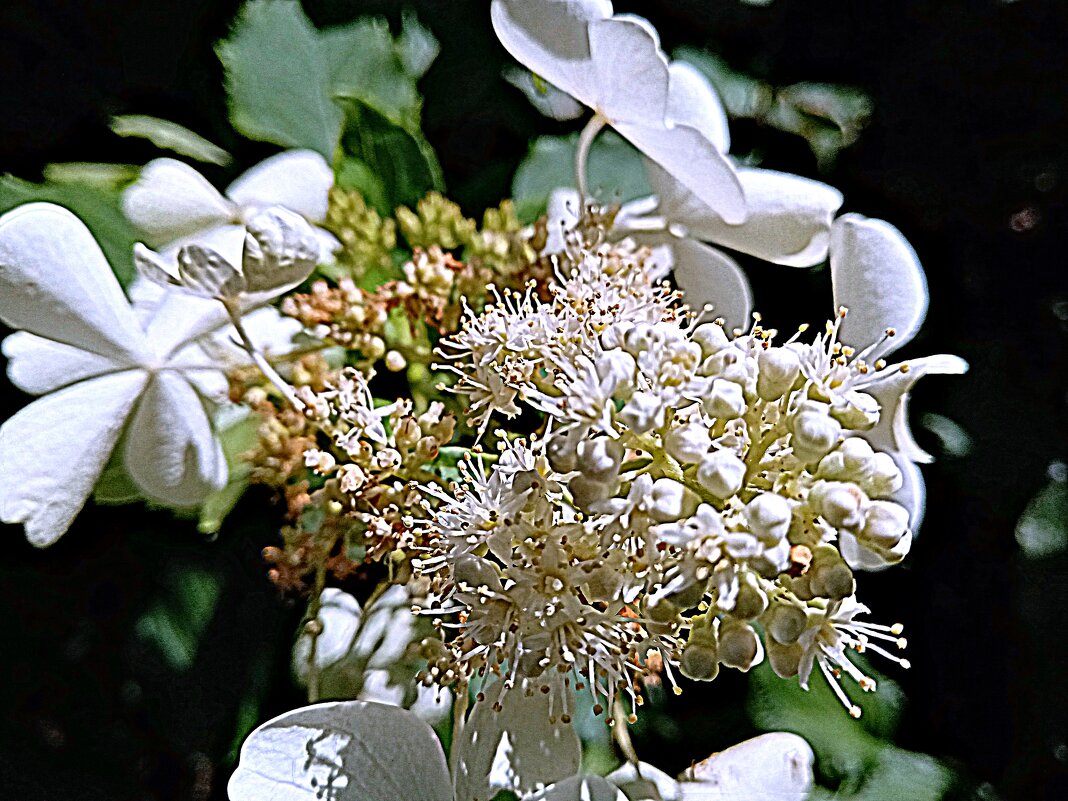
[{"x1": 224, "y1": 300, "x2": 306, "y2": 412}]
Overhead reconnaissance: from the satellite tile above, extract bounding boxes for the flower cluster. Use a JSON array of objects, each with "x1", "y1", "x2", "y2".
[{"x1": 407, "y1": 209, "x2": 956, "y2": 718}]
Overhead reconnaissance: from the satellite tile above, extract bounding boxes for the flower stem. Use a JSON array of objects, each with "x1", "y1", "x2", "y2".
[
  {"x1": 223, "y1": 300, "x2": 306, "y2": 412},
  {"x1": 575, "y1": 113, "x2": 608, "y2": 205}
]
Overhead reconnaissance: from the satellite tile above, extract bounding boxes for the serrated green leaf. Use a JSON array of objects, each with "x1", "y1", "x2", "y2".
[
  {"x1": 511, "y1": 131, "x2": 650, "y2": 222},
  {"x1": 216, "y1": 0, "x2": 438, "y2": 163},
  {"x1": 111, "y1": 115, "x2": 231, "y2": 165},
  {"x1": 217, "y1": 0, "x2": 344, "y2": 159},
  {"x1": 397, "y1": 12, "x2": 440, "y2": 79},
  {"x1": 0, "y1": 177, "x2": 139, "y2": 285}
]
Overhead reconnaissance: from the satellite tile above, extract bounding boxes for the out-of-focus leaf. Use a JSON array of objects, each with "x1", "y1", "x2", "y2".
[
  {"x1": 1016, "y1": 465, "x2": 1068, "y2": 558},
  {"x1": 111, "y1": 115, "x2": 231, "y2": 165},
  {"x1": 198, "y1": 408, "x2": 262, "y2": 534},
  {"x1": 42, "y1": 162, "x2": 140, "y2": 189},
  {"x1": 335, "y1": 156, "x2": 390, "y2": 215},
  {"x1": 675, "y1": 47, "x2": 872, "y2": 169},
  {"x1": 748, "y1": 659, "x2": 955, "y2": 799},
  {"x1": 504, "y1": 67, "x2": 585, "y2": 121},
  {"x1": 0, "y1": 177, "x2": 139, "y2": 284},
  {"x1": 920, "y1": 412, "x2": 973, "y2": 458},
  {"x1": 93, "y1": 453, "x2": 142, "y2": 505},
  {"x1": 396, "y1": 12, "x2": 440, "y2": 80},
  {"x1": 217, "y1": 0, "x2": 436, "y2": 162},
  {"x1": 340, "y1": 101, "x2": 444, "y2": 212},
  {"x1": 511, "y1": 131, "x2": 650, "y2": 222},
  {"x1": 135, "y1": 565, "x2": 220, "y2": 672}
]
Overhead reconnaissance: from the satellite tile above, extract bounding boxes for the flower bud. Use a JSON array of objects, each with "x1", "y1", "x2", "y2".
[
  {"x1": 648, "y1": 478, "x2": 699, "y2": 522},
  {"x1": 664, "y1": 420, "x2": 712, "y2": 464},
  {"x1": 622, "y1": 322, "x2": 656, "y2": 356},
  {"x1": 697, "y1": 450, "x2": 746, "y2": 499},
  {"x1": 731, "y1": 576, "x2": 768, "y2": 620},
  {"x1": 453, "y1": 554, "x2": 503, "y2": 593},
  {"x1": 576, "y1": 437, "x2": 624, "y2": 482},
  {"x1": 703, "y1": 378, "x2": 746, "y2": 420},
  {"x1": 691, "y1": 322, "x2": 730, "y2": 357},
  {"x1": 645, "y1": 595, "x2": 680, "y2": 624},
  {"x1": 546, "y1": 429, "x2": 580, "y2": 473},
  {"x1": 385, "y1": 350, "x2": 406, "y2": 372},
  {"x1": 757, "y1": 347, "x2": 801, "y2": 401},
  {"x1": 395, "y1": 416, "x2": 421, "y2": 450},
  {"x1": 415, "y1": 436, "x2": 440, "y2": 462},
  {"x1": 569, "y1": 474, "x2": 617, "y2": 510},
  {"x1": 767, "y1": 638, "x2": 803, "y2": 679},
  {"x1": 620, "y1": 390, "x2": 665, "y2": 433},
  {"x1": 866, "y1": 452, "x2": 904, "y2": 497},
  {"x1": 809, "y1": 481, "x2": 867, "y2": 529},
  {"x1": 718, "y1": 621, "x2": 763, "y2": 671},
  {"x1": 745, "y1": 493, "x2": 792, "y2": 543},
  {"x1": 809, "y1": 559, "x2": 855, "y2": 600},
  {"x1": 764, "y1": 603, "x2": 807, "y2": 645},
  {"x1": 789, "y1": 401, "x2": 841, "y2": 464},
  {"x1": 680, "y1": 629, "x2": 720, "y2": 681},
  {"x1": 829, "y1": 393, "x2": 879, "y2": 430}
]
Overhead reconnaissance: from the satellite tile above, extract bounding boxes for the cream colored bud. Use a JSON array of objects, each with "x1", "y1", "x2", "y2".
[
  {"x1": 703, "y1": 378, "x2": 746, "y2": 420},
  {"x1": 810, "y1": 481, "x2": 867, "y2": 529},
  {"x1": 745, "y1": 493, "x2": 793, "y2": 543},
  {"x1": 790, "y1": 401, "x2": 842, "y2": 463},
  {"x1": 385, "y1": 350, "x2": 407, "y2": 372},
  {"x1": 732, "y1": 577, "x2": 768, "y2": 620},
  {"x1": 860, "y1": 500, "x2": 911, "y2": 550},
  {"x1": 648, "y1": 478, "x2": 699, "y2": 522},
  {"x1": 415, "y1": 436, "x2": 440, "y2": 462},
  {"x1": 395, "y1": 416, "x2": 421, "y2": 450},
  {"x1": 718, "y1": 621, "x2": 762, "y2": 671},
  {"x1": 576, "y1": 437, "x2": 624, "y2": 482},
  {"x1": 680, "y1": 629, "x2": 720, "y2": 681},
  {"x1": 664, "y1": 421, "x2": 712, "y2": 464},
  {"x1": 620, "y1": 390, "x2": 664, "y2": 434},
  {"x1": 757, "y1": 347, "x2": 801, "y2": 401},
  {"x1": 691, "y1": 322, "x2": 730, "y2": 357},
  {"x1": 697, "y1": 450, "x2": 746, "y2": 499},
  {"x1": 764, "y1": 603, "x2": 807, "y2": 645},
  {"x1": 569, "y1": 474, "x2": 617, "y2": 510},
  {"x1": 767, "y1": 638, "x2": 803, "y2": 679},
  {"x1": 809, "y1": 560, "x2": 855, "y2": 600},
  {"x1": 365, "y1": 336, "x2": 386, "y2": 361}
]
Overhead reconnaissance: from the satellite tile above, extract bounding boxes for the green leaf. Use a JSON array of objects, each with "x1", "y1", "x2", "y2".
[
  {"x1": 397, "y1": 12, "x2": 440, "y2": 79},
  {"x1": 1016, "y1": 470, "x2": 1068, "y2": 558},
  {"x1": 340, "y1": 101, "x2": 444, "y2": 211},
  {"x1": 42, "y1": 162, "x2": 140, "y2": 189},
  {"x1": 111, "y1": 115, "x2": 231, "y2": 165},
  {"x1": 674, "y1": 47, "x2": 771, "y2": 119},
  {"x1": 198, "y1": 409, "x2": 263, "y2": 535},
  {"x1": 748, "y1": 658, "x2": 955, "y2": 799},
  {"x1": 216, "y1": 0, "x2": 439, "y2": 162},
  {"x1": 135, "y1": 565, "x2": 221, "y2": 672},
  {"x1": 511, "y1": 131, "x2": 650, "y2": 222},
  {"x1": 0, "y1": 177, "x2": 140, "y2": 285}
]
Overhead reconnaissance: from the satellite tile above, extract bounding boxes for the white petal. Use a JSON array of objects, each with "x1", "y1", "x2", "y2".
[
  {"x1": 830, "y1": 214, "x2": 928, "y2": 352},
  {"x1": 0, "y1": 371, "x2": 147, "y2": 547},
  {"x1": 3, "y1": 332, "x2": 124, "y2": 394},
  {"x1": 682, "y1": 732, "x2": 814, "y2": 801},
  {"x1": 123, "y1": 372, "x2": 226, "y2": 506},
  {"x1": 891, "y1": 453, "x2": 926, "y2": 532},
  {"x1": 490, "y1": 0, "x2": 612, "y2": 103},
  {"x1": 122, "y1": 159, "x2": 233, "y2": 247},
  {"x1": 650, "y1": 163, "x2": 843, "y2": 267},
  {"x1": 666, "y1": 60, "x2": 730, "y2": 153},
  {"x1": 228, "y1": 701, "x2": 452, "y2": 801},
  {"x1": 226, "y1": 150, "x2": 334, "y2": 222},
  {"x1": 666, "y1": 236, "x2": 753, "y2": 331},
  {"x1": 589, "y1": 17, "x2": 670, "y2": 126},
  {"x1": 616, "y1": 120, "x2": 745, "y2": 226},
  {"x1": 452, "y1": 683, "x2": 582, "y2": 801},
  {"x1": 0, "y1": 203, "x2": 148, "y2": 363},
  {"x1": 606, "y1": 761, "x2": 681, "y2": 801},
  {"x1": 860, "y1": 354, "x2": 969, "y2": 464},
  {"x1": 838, "y1": 528, "x2": 911, "y2": 572},
  {"x1": 528, "y1": 775, "x2": 627, "y2": 801}
]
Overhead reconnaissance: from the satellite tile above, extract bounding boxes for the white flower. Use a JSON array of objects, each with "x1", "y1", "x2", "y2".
[
  {"x1": 491, "y1": 0, "x2": 745, "y2": 221},
  {"x1": 823, "y1": 213, "x2": 968, "y2": 534},
  {"x1": 0, "y1": 203, "x2": 228, "y2": 546},
  {"x1": 616, "y1": 160, "x2": 844, "y2": 329},
  {"x1": 122, "y1": 149, "x2": 338, "y2": 266}
]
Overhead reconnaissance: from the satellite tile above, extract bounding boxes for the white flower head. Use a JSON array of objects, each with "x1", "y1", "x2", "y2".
[
  {"x1": 0, "y1": 203, "x2": 229, "y2": 546},
  {"x1": 492, "y1": 0, "x2": 745, "y2": 221},
  {"x1": 122, "y1": 149, "x2": 339, "y2": 267}
]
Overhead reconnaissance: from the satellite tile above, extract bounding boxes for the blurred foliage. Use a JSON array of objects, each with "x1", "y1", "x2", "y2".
[
  {"x1": 1016, "y1": 463, "x2": 1068, "y2": 558},
  {"x1": 135, "y1": 566, "x2": 221, "y2": 672},
  {"x1": 110, "y1": 115, "x2": 232, "y2": 166}
]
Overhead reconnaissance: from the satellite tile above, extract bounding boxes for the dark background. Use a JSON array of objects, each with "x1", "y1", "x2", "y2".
[{"x1": 1, "y1": 1, "x2": 1066, "y2": 799}]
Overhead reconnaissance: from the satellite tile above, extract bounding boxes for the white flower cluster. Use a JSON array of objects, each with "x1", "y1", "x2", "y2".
[{"x1": 416, "y1": 217, "x2": 955, "y2": 717}]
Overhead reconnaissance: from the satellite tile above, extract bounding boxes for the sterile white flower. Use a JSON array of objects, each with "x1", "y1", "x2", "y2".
[
  {"x1": 0, "y1": 203, "x2": 228, "y2": 546},
  {"x1": 491, "y1": 0, "x2": 745, "y2": 221},
  {"x1": 122, "y1": 148, "x2": 338, "y2": 266}
]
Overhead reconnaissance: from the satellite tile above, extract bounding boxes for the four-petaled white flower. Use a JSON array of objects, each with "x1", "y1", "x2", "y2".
[
  {"x1": 122, "y1": 148, "x2": 338, "y2": 267},
  {"x1": 491, "y1": 0, "x2": 746, "y2": 222},
  {"x1": 0, "y1": 203, "x2": 233, "y2": 546},
  {"x1": 823, "y1": 213, "x2": 968, "y2": 554}
]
